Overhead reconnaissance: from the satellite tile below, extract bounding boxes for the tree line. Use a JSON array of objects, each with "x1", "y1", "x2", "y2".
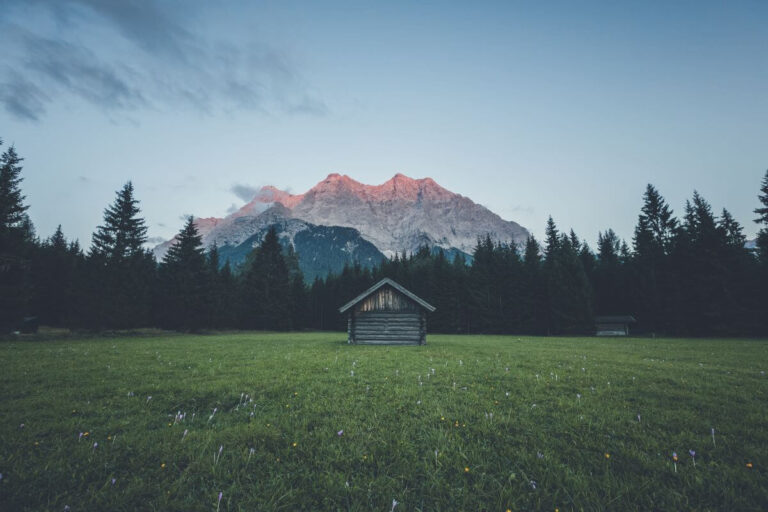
[{"x1": 2, "y1": 138, "x2": 767, "y2": 335}]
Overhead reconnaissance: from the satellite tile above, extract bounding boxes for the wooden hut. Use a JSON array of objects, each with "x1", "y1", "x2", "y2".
[
  {"x1": 595, "y1": 315, "x2": 636, "y2": 336},
  {"x1": 339, "y1": 278, "x2": 436, "y2": 345}
]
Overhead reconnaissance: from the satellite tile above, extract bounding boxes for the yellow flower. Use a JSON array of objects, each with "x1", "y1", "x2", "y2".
[
  {"x1": 746, "y1": 462, "x2": 753, "y2": 468},
  {"x1": 161, "y1": 463, "x2": 166, "y2": 469},
  {"x1": 441, "y1": 416, "x2": 445, "y2": 421},
  {"x1": 605, "y1": 453, "x2": 610, "y2": 459},
  {"x1": 292, "y1": 442, "x2": 297, "y2": 447},
  {"x1": 84, "y1": 432, "x2": 89, "y2": 437},
  {"x1": 464, "y1": 466, "x2": 470, "y2": 473},
  {"x1": 34, "y1": 441, "x2": 39, "y2": 446},
  {"x1": 107, "y1": 436, "x2": 112, "y2": 441},
  {"x1": 168, "y1": 423, "x2": 172, "y2": 427}
]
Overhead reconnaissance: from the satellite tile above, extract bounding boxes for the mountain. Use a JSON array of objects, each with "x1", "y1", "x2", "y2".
[
  {"x1": 154, "y1": 173, "x2": 529, "y2": 278},
  {"x1": 216, "y1": 220, "x2": 386, "y2": 282}
]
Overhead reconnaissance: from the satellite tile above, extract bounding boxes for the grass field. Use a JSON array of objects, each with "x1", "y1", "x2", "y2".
[{"x1": 1, "y1": 332, "x2": 767, "y2": 511}]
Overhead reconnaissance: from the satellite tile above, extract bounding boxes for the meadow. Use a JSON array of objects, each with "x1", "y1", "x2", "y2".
[{"x1": 1, "y1": 332, "x2": 767, "y2": 511}]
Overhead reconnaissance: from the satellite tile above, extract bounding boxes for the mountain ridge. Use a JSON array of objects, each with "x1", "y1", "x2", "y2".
[{"x1": 154, "y1": 173, "x2": 529, "y2": 277}]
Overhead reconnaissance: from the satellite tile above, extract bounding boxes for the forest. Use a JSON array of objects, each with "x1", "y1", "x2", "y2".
[{"x1": 2, "y1": 138, "x2": 768, "y2": 336}]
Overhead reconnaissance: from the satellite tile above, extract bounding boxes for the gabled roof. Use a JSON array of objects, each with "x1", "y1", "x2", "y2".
[
  {"x1": 595, "y1": 315, "x2": 636, "y2": 323},
  {"x1": 339, "y1": 278, "x2": 436, "y2": 313}
]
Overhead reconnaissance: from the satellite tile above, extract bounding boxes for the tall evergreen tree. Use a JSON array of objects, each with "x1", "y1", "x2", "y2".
[
  {"x1": 86, "y1": 182, "x2": 155, "y2": 329},
  {"x1": 631, "y1": 184, "x2": 678, "y2": 334},
  {"x1": 159, "y1": 217, "x2": 208, "y2": 331},
  {"x1": 754, "y1": 170, "x2": 768, "y2": 262},
  {"x1": 241, "y1": 226, "x2": 293, "y2": 330},
  {"x1": 0, "y1": 140, "x2": 33, "y2": 332}
]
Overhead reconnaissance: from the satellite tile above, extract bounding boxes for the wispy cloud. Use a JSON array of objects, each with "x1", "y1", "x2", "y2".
[
  {"x1": 1, "y1": 0, "x2": 327, "y2": 121},
  {"x1": 231, "y1": 184, "x2": 259, "y2": 202}
]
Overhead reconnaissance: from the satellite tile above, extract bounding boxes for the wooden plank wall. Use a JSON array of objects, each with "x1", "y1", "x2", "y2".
[{"x1": 349, "y1": 285, "x2": 427, "y2": 345}]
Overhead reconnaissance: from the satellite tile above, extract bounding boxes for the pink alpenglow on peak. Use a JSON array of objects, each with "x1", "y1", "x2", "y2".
[{"x1": 153, "y1": 173, "x2": 529, "y2": 263}]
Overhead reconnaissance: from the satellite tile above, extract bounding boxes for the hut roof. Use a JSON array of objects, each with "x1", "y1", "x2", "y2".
[
  {"x1": 339, "y1": 278, "x2": 436, "y2": 313},
  {"x1": 595, "y1": 315, "x2": 636, "y2": 323}
]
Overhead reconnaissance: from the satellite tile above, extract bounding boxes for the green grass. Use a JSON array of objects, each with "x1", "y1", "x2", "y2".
[{"x1": 1, "y1": 332, "x2": 767, "y2": 511}]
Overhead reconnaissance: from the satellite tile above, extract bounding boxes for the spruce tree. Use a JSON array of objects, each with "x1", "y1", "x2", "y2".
[
  {"x1": 86, "y1": 182, "x2": 154, "y2": 329},
  {"x1": 754, "y1": 170, "x2": 768, "y2": 262},
  {"x1": 631, "y1": 184, "x2": 678, "y2": 334},
  {"x1": 241, "y1": 226, "x2": 292, "y2": 330},
  {"x1": 159, "y1": 217, "x2": 208, "y2": 331},
  {"x1": 0, "y1": 141, "x2": 33, "y2": 332}
]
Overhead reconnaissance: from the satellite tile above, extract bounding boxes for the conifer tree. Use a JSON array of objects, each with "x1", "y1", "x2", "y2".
[
  {"x1": 159, "y1": 217, "x2": 208, "y2": 331},
  {"x1": 241, "y1": 226, "x2": 292, "y2": 330},
  {"x1": 86, "y1": 182, "x2": 154, "y2": 329},
  {"x1": 754, "y1": 170, "x2": 768, "y2": 262},
  {"x1": 0, "y1": 140, "x2": 33, "y2": 332},
  {"x1": 631, "y1": 184, "x2": 678, "y2": 334}
]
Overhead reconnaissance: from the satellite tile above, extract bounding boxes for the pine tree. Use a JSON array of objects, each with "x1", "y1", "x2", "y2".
[
  {"x1": 159, "y1": 217, "x2": 208, "y2": 331},
  {"x1": 0, "y1": 142, "x2": 29, "y2": 248},
  {"x1": 754, "y1": 170, "x2": 768, "y2": 262},
  {"x1": 241, "y1": 226, "x2": 292, "y2": 330},
  {"x1": 631, "y1": 184, "x2": 678, "y2": 334},
  {"x1": 0, "y1": 141, "x2": 33, "y2": 332},
  {"x1": 86, "y1": 182, "x2": 154, "y2": 329},
  {"x1": 90, "y1": 182, "x2": 147, "y2": 261}
]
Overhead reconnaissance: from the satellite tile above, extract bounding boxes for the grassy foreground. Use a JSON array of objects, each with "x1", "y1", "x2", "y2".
[{"x1": 1, "y1": 333, "x2": 767, "y2": 511}]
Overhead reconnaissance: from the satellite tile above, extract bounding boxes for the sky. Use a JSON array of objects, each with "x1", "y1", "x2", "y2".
[{"x1": 1, "y1": 0, "x2": 767, "y2": 249}]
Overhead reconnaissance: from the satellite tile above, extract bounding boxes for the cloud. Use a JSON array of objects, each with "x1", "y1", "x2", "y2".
[
  {"x1": 1, "y1": 0, "x2": 327, "y2": 121},
  {"x1": 231, "y1": 184, "x2": 259, "y2": 202},
  {"x1": 226, "y1": 203, "x2": 239, "y2": 214},
  {"x1": 0, "y1": 70, "x2": 48, "y2": 121},
  {"x1": 146, "y1": 236, "x2": 166, "y2": 245}
]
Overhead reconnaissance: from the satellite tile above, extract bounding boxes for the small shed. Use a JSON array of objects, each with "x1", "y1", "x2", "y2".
[
  {"x1": 595, "y1": 316, "x2": 636, "y2": 336},
  {"x1": 339, "y1": 278, "x2": 436, "y2": 345}
]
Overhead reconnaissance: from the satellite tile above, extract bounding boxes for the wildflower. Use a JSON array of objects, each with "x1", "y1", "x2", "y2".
[
  {"x1": 746, "y1": 462, "x2": 753, "y2": 468},
  {"x1": 292, "y1": 442, "x2": 297, "y2": 447},
  {"x1": 672, "y1": 452, "x2": 678, "y2": 472},
  {"x1": 248, "y1": 447, "x2": 255, "y2": 461},
  {"x1": 711, "y1": 427, "x2": 716, "y2": 446},
  {"x1": 107, "y1": 436, "x2": 112, "y2": 441},
  {"x1": 84, "y1": 432, "x2": 89, "y2": 437},
  {"x1": 182, "y1": 429, "x2": 189, "y2": 440},
  {"x1": 637, "y1": 414, "x2": 641, "y2": 423},
  {"x1": 216, "y1": 445, "x2": 223, "y2": 464},
  {"x1": 576, "y1": 393, "x2": 581, "y2": 403},
  {"x1": 161, "y1": 463, "x2": 166, "y2": 469},
  {"x1": 146, "y1": 396, "x2": 152, "y2": 403},
  {"x1": 529, "y1": 480, "x2": 537, "y2": 489},
  {"x1": 689, "y1": 450, "x2": 696, "y2": 467},
  {"x1": 19, "y1": 423, "x2": 24, "y2": 429},
  {"x1": 537, "y1": 452, "x2": 544, "y2": 459},
  {"x1": 209, "y1": 408, "x2": 218, "y2": 421},
  {"x1": 93, "y1": 442, "x2": 98, "y2": 450},
  {"x1": 217, "y1": 491, "x2": 223, "y2": 512},
  {"x1": 78, "y1": 432, "x2": 83, "y2": 441},
  {"x1": 111, "y1": 478, "x2": 116, "y2": 486},
  {"x1": 391, "y1": 499, "x2": 399, "y2": 512},
  {"x1": 337, "y1": 430, "x2": 344, "y2": 436},
  {"x1": 464, "y1": 466, "x2": 470, "y2": 473}
]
